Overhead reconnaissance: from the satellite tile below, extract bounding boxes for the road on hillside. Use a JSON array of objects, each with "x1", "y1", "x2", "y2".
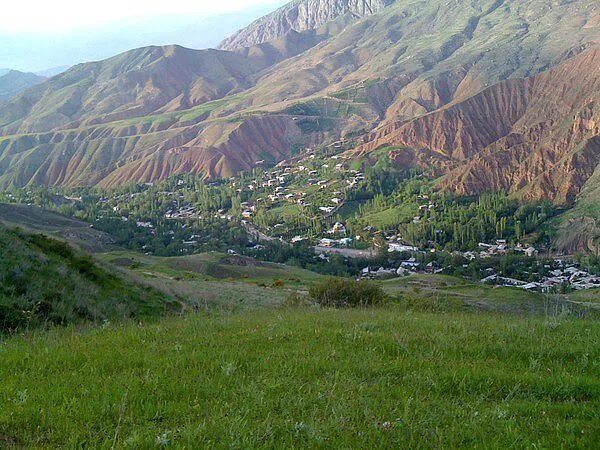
[{"x1": 314, "y1": 246, "x2": 377, "y2": 259}]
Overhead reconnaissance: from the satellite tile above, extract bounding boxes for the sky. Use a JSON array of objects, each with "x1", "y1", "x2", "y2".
[{"x1": 0, "y1": 0, "x2": 287, "y2": 72}]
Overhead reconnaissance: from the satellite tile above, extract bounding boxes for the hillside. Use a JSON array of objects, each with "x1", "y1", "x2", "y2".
[
  {"x1": 0, "y1": 225, "x2": 178, "y2": 333},
  {"x1": 0, "y1": 0, "x2": 597, "y2": 206},
  {"x1": 353, "y1": 47, "x2": 600, "y2": 204},
  {"x1": 554, "y1": 165, "x2": 600, "y2": 254},
  {"x1": 0, "y1": 46, "x2": 261, "y2": 134},
  {"x1": 0, "y1": 203, "x2": 117, "y2": 252},
  {"x1": 0, "y1": 70, "x2": 45, "y2": 101}
]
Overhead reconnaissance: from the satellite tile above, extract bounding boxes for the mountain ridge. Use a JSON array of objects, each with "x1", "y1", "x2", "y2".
[
  {"x1": 0, "y1": 0, "x2": 597, "y2": 211},
  {"x1": 0, "y1": 70, "x2": 46, "y2": 101},
  {"x1": 218, "y1": 0, "x2": 390, "y2": 50}
]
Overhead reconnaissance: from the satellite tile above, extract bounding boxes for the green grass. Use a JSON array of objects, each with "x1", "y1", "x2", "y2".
[
  {"x1": 382, "y1": 274, "x2": 598, "y2": 316},
  {"x1": 0, "y1": 307, "x2": 598, "y2": 448},
  {"x1": 568, "y1": 289, "x2": 600, "y2": 304},
  {"x1": 95, "y1": 251, "x2": 325, "y2": 311},
  {"x1": 357, "y1": 204, "x2": 415, "y2": 229},
  {"x1": 0, "y1": 227, "x2": 177, "y2": 332}
]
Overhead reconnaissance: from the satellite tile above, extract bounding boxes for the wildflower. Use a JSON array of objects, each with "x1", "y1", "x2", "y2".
[{"x1": 156, "y1": 432, "x2": 170, "y2": 446}]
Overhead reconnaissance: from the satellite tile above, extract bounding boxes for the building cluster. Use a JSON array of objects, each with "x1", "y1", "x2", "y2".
[{"x1": 481, "y1": 262, "x2": 600, "y2": 292}]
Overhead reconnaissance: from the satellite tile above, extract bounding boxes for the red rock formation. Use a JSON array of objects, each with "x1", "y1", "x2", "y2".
[{"x1": 353, "y1": 47, "x2": 600, "y2": 204}]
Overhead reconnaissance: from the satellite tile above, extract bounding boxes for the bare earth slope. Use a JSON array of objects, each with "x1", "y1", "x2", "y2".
[{"x1": 354, "y1": 47, "x2": 600, "y2": 204}]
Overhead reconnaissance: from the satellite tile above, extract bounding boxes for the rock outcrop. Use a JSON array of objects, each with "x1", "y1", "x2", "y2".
[{"x1": 218, "y1": 0, "x2": 389, "y2": 50}]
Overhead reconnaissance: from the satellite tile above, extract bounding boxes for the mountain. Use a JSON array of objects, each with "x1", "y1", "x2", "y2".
[
  {"x1": 353, "y1": 47, "x2": 600, "y2": 204},
  {"x1": 0, "y1": 4, "x2": 287, "y2": 75},
  {"x1": 35, "y1": 66, "x2": 70, "y2": 78},
  {"x1": 0, "y1": 0, "x2": 597, "y2": 206},
  {"x1": 0, "y1": 70, "x2": 46, "y2": 100},
  {"x1": 218, "y1": 0, "x2": 390, "y2": 50}
]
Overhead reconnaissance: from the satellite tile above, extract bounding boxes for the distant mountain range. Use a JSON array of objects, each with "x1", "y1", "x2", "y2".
[
  {"x1": 0, "y1": 70, "x2": 46, "y2": 100},
  {"x1": 0, "y1": 0, "x2": 597, "y2": 238},
  {"x1": 0, "y1": 4, "x2": 286, "y2": 73},
  {"x1": 35, "y1": 66, "x2": 70, "y2": 78}
]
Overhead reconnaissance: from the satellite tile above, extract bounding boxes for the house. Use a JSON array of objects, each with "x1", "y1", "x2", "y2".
[
  {"x1": 339, "y1": 238, "x2": 353, "y2": 246},
  {"x1": 136, "y1": 221, "x2": 153, "y2": 229},
  {"x1": 396, "y1": 267, "x2": 412, "y2": 276},
  {"x1": 388, "y1": 243, "x2": 418, "y2": 253},
  {"x1": 525, "y1": 247, "x2": 538, "y2": 257},
  {"x1": 329, "y1": 222, "x2": 347, "y2": 235},
  {"x1": 400, "y1": 258, "x2": 420, "y2": 269},
  {"x1": 319, "y1": 238, "x2": 335, "y2": 247}
]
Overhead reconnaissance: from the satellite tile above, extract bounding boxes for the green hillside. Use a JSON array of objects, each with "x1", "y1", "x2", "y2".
[
  {"x1": 97, "y1": 250, "x2": 326, "y2": 311},
  {"x1": 1, "y1": 308, "x2": 598, "y2": 447},
  {"x1": 0, "y1": 203, "x2": 117, "y2": 253},
  {"x1": 0, "y1": 225, "x2": 178, "y2": 333}
]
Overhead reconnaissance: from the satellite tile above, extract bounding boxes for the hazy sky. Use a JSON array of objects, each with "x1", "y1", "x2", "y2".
[
  {"x1": 0, "y1": 0, "x2": 284, "y2": 33},
  {"x1": 0, "y1": 0, "x2": 287, "y2": 72}
]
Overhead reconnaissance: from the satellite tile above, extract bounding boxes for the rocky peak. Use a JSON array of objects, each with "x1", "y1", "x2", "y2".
[{"x1": 218, "y1": 0, "x2": 390, "y2": 51}]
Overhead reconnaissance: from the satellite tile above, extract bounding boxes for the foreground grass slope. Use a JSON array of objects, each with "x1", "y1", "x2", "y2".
[
  {"x1": 0, "y1": 226, "x2": 177, "y2": 332},
  {"x1": 1, "y1": 308, "x2": 598, "y2": 448}
]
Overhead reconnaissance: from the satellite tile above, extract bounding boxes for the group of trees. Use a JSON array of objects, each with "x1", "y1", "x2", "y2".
[{"x1": 339, "y1": 160, "x2": 558, "y2": 251}]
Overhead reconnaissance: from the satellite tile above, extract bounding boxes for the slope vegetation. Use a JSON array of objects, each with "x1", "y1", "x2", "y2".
[{"x1": 0, "y1": 225, "x2": 178, "y2": 333}]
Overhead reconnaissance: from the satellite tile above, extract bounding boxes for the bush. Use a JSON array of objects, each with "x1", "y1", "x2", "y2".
[{"x1": 309, "y1": 278, "x2": 387, "y2": 308}]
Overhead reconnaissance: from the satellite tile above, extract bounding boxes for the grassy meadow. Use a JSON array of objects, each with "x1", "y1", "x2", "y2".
[{"x1": 1, "y1": 308, "x2": 598, "y2": 448}]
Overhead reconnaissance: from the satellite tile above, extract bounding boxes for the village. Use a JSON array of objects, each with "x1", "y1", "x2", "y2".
[{"x1": 3, "y1": 147, "x2": 598, "y2": 294}]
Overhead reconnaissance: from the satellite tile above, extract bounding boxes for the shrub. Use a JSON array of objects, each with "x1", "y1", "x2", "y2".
[{"x1": 309, "y1": 278, "x2": 387, "y2": 308}]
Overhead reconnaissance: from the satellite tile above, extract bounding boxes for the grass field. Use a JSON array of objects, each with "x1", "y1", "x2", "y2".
[
  {"x1": 0, "y1": 226, "x2": 175, "y2": 333},
  {"x1": 96, "y1": 251, "x2": 325, "y2": 311},
  {"x1": 1, "y1": 307, "x2": 598, "y2": 448},
  {"x1": 381, "y1": 274, "x2": 599, "y2": 316}
]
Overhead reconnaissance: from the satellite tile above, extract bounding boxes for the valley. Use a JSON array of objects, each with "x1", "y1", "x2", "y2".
[{"x1": 0, "y1": 1, "x2": 599, "y2": 447}]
